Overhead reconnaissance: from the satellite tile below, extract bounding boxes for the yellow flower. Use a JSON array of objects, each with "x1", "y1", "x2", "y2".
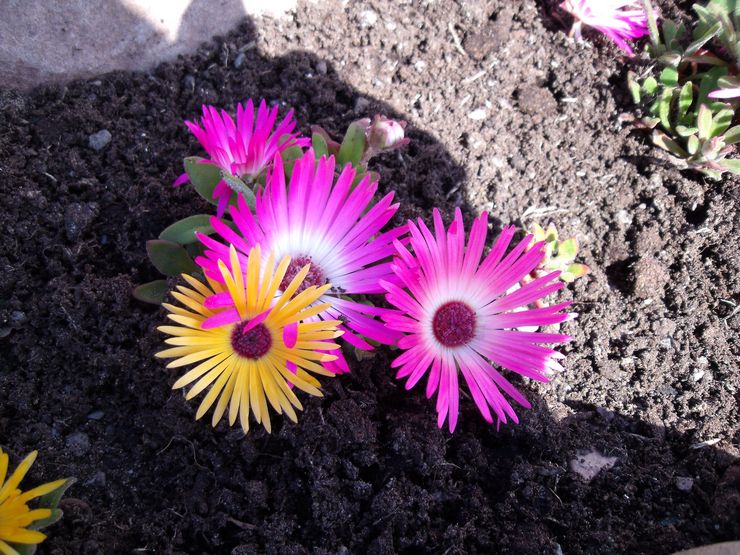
[
  {"x1": 157, "y1": 244, "x2": 343, "y2": 433},
  {"x1": 0, "y1": 449, "x2": 66, "y2": 555}
]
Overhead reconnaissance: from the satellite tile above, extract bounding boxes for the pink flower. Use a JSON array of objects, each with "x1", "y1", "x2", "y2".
[
  {"x1": 196, "y1": 150, "x2": 406, "y2": 373},
  {"x1": 561, "y1": 0, "x2": 649, "y2": 56},
  {"x1": 381, "y1": 208, "x2": 575, "y2": 432},
  {"x1": 708, "y1": 88, "x2": 740, "y2": 99},
  {"x1": 175, "y1": 99, "x2": 309, "y2": 216}
]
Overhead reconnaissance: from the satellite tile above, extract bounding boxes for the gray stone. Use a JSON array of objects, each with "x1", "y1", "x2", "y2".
[
  {"x1": 66, "y1": 431, "x2": 91, "y2": 456},
  {"x1": 233, "y1": 52, "x2": 246, "y2": 69},
  {"x1": 88, "y1": 129, "x2": 112, "y2": 151},
  {"x1": 64, "y1": 202, "x2": 99, "y2": 242},
  {"x1": 676, "y1": 476, "x2": 694, "y2": 491}
]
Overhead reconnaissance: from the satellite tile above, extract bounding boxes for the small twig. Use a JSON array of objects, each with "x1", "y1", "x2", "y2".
[{"x1": 448, "y1": 23, "x2": 467, "y2": 56}]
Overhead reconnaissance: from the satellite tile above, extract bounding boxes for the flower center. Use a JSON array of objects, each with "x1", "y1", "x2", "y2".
[
  {"x1": 280, "y1": 255, "x2": 326, "y2": 294},
  {"x1": 432, "y1": 301, "x2": 476, "y2": 347},
  {"x1": 231, "y1": 321, "x2": 272, "y2": 359}
]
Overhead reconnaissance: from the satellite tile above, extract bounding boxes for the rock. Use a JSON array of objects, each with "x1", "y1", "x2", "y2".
[
  {"x1": 359, "y1": 9, "x2": 378, "y2": 28},
  {"x1": 676, "y1": 476, "x2": 694, "y2": 491},
  {"x1": 570, "y1": 450, "x2": 618, "y2": 482},
  {"x1": 517, "y1": 85, "x2": 558, "y2": 118},
  {"x1": 9, "y1": 311, "x2": 27, "y2": 327},
  {"x1": 87, "y1": 410, "x2": 104, "y2": 420},
  {"x1": 233, "y1": 52, "x2": 245, "y2": 69},
  {"x1": 85, "y1": 471, "x2": 106, "y2": 487},
  {"x1": 463, "y1": 10, "x2": 512, "y2": 60},
  {"x1": 66, "y1": 431, "x2": 90, "y2": 456},
  {"x1": 468, "y1": 108, "x2": 487, "y2": 120},
  {"x1": 316, "y1": 60, "x2": 327, "y2": 75},
  {"x1": 64, "y1": 202, "x2": 99, "y2": 242},
  {"x1": 183, "y1": 74, "x2": 195, "y2": 93},
  {"x1": 354, "y1": 96, "x2": 371, "y2": 113},
  {"x1": 88, "y1": 129, "x2": 111, "y2": 151},
  {"x1": 631, "y1": 257, "x2": 670, "y2": 299}
]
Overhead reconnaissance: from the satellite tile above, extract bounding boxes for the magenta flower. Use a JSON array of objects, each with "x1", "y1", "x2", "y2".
[
  {"x1": 196, "y1": 150, "x2": 406, "y2": 373},
  {"x1": 561, "y1": 0, "x2": 649, "y2": 56},
  {"x1": 381, "y1": 208, "x2": 575, "y2": 432},
  {"x1": 708, "y1": 88, "x2": 740, "y2": 100},
  {"x1": 175, "y1": 99, "x2": 309, "y2": 216}
]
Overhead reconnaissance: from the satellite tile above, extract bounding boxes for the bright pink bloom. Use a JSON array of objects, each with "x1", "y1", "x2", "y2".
[
  {"x1": 381, "y1": 208, "x2": 575, "y2": 432},
  {"x1": 176, "y1": 99, "x2": 308, "y2": 216},
  {"x1": 561, "y1": 0, "x2": 649, "y2": 56},
  {"x1": 196, "y1": 150, "x2": 406, "y2": 373},
  {"x1": 708, "y1": 87, "x2": 740, "y2": 99}
]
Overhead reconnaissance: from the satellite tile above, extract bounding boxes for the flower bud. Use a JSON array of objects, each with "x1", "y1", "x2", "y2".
[{"x1": 367, "y1": 115, "x2": 408, "y2": 151}]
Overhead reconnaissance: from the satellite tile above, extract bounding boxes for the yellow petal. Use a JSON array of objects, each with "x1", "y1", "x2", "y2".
[
  {"x1": 195, "y1": 364, "x2": 234, "y2": 421},
  {"x1": 185, "y1": 356, "x2": 234, "y2": 399},
  {"x1": 182, "y1": 273, "x2": 215, "y2": 297},
  {"x1": 0, "y1": 452, "x2": 36, "y2": 503},
  {"x1": 172, "y1": 351, "x2": 233, "y2": 390},
  {"x1": 18, "y1": 479, "x2": 67, "y2": 502},
  {"x1": 0, "y1": 540, "x2": 20, "y2": 555}
]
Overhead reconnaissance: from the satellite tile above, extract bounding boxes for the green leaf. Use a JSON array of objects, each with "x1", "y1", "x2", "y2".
[
  {"x1": 677, "y1": 82, "x2": 693, "y2": 122},
  {"x1": 13, "y1": 543, "x2": 38, "y2": 555},
  {"x1": 643, "y1": 76, "x2": 659, "y2": 95},
  {"x1": 146, "y1": 240, "x2": 198, "y2": 276},
  {"x1": 337, "y1": 122, "x2": 367, "y2": 167},
  {"x1": 133, "y1": 280, "x2": 169, "y2": 304},
  {"x1": 280, "y1": 143, "x2": 304, "y2": 165},
  {"x1": 710, "y1": 108, "x2": 734, "y2": 138},
  {"x1": 653, "y1": 132, "x2": 689, "y2": 157},
  {"x1": 658, "y1": 89, "x2": 674, "y2": 131},
  {"x1": 220, "y1": 172, "x2": 255, "y2": 210},
  {"x1": 184, "y1": 157, "x2": 221, "y2": 206},
  {"x1": 557, "y1": 238, "x2": 578, "y2": 260},
  {"x1": 697, "y1": 66, "x2": 728, "y2": 108},
  {"x1": 685, "y1": 22, "x2": 722, "y2": 56},
  {"x1": 643, "y1": 0, "x2": 661, "y2": 46},
  {"x1": 721, "y1": 158, "x2": 740, "y2": 174},
  {"x1": 687, "y1": 135, "x2": 700, "y2": 155},
  {"x1": 659, "y1": 67, "x2": 678, "y2": 87},
  {"x1": 724, "y1": 125, "x2": 740, "y2": 145},
  {"x1": 662, "y1": 19, "x2": 678, "y2": 45},
  {"x1": 159, "y1": 215, "x2": 214, "y2": 245},
  {"x1": 37, "y1": 478, "x2": 75, "y2": 512},
  {"x1": 697, "y1": 104, "x2": 713, "y2": 140},
  {"x1": 676, "y1": 125, "x2": 698, "y2": 137},
  {"x1": 311, "y1": 133, "x2": 329, "y2": 158}
]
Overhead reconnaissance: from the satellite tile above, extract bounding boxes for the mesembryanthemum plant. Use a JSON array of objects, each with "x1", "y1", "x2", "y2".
[{"x1": 628, "y1": 0, "x2": 740, "y2": 178}]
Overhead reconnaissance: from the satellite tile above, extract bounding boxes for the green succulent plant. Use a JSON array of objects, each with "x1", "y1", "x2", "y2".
[{"x1": 628, "y1": 0, "x2": 739, "y2": 178}]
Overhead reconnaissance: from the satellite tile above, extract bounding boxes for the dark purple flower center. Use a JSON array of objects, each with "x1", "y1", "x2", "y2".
[
  {"x1": 432, "y1": 301, "x2": 476, "y2": 347},
  {"x1": 280, "y1": 255, "x2": 326, "y2": 294},
  {"x1": 231, "y1": 321, "x2": 272, "y2": 359}
]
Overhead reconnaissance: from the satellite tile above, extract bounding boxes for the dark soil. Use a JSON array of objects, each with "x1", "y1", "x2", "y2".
[{"x1": 1, "y1": 1, "x2": 738, "y2": 554}]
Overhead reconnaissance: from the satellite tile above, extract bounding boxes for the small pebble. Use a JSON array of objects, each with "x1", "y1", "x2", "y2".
[
  {"x1": 359, "y1": 9, "x2": 378, "y2": 27},
  {"x1": 183, "y1": 74, "x2": 195, "y2": 92},
  {"x1": 233, "y1": 52, "x2": 245, "y2": 69},
  {"x1": 316, "y1": 61, "x2": 327, "y2": 75},
  {"x1": 88, "y1": 129, "x2": 111, "y2": 151},
  {"x1": 468, "y1": 108, "x2": 487, "y2": 120},
  {"x1": 570, "y1": 450, "x2": 618, "y2": 482},
  {"x1": 64, "y1": 202, "x2": 99, "y2": 242},
  {"x1": 66, "y1": 431, "x2": 91, "y2": 456},
  {"x1": 692, "y1": 368, "x2": 705, "y2": 382},
  {"x1": 87, "y1": 410, "x2": 105, "y2": 420},
  {"x1": 676, "y1": 476, "x2": 694, "y2": 491},
  {"x1": 85, "y1": 471, "x2": 106, "y2": 487}
]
